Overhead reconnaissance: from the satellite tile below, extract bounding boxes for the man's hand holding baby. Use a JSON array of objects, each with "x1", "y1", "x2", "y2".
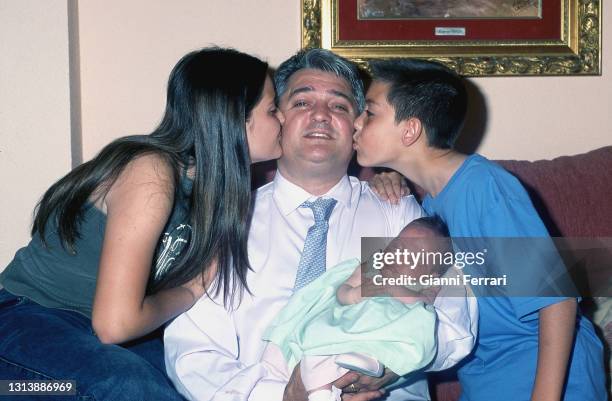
[
  {"x1": 283, "y1": 363, "x2": 388, "y2": 401},
  {"x1": 343, "y1": 368, "x2": 399, "y2": 394}
]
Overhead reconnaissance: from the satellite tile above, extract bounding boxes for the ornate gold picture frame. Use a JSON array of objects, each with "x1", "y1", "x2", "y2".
[{"x1": 301, "y1": 0, "x2": 600, "y2": 76}]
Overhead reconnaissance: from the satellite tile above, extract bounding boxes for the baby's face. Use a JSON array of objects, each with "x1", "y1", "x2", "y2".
[
  {"x1": 389, "y1": 252, "x2": 444, "y2": 290},
  {"x1": 384, "y1": 225, "x2": 450, "y2": 281}
]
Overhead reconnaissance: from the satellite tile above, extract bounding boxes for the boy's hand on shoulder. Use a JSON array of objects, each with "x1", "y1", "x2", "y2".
[
  {"x1": 181, "y1": 259, "x2": 218, "y2": 303},
  {"x1": 368, "y1": 171, "x2": 409, "y2": 204}
]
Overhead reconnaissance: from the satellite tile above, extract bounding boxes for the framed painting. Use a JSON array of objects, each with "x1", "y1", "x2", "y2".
[{"x1": 301, "y1": 0, "x2": 601, "y2": 76}]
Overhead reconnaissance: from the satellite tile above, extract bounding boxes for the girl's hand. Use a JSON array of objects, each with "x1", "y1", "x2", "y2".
[
  {"x1": 182, "y1": 274, "x2": 207, "y2": 303},
  {"x1": 368, "y1": 171, "x2": 409, "y2": 204},
  {"x1": 182, "y1": 260, "x2": 217, "y2": 303}
]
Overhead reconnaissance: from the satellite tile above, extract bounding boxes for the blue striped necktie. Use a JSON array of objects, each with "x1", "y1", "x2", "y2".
[{"x1": 293, "y1": 197, "x2": 337, "y2": 290}]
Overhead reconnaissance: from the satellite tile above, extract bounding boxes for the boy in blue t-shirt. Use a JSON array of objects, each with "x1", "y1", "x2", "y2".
[{"x1": 353, "y1": 59, "x2": 605, "y2": 401}]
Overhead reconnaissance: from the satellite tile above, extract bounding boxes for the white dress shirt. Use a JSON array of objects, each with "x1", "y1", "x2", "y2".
[{"x1": 165, "y1": 172, "x2": 477, "y2": 401}]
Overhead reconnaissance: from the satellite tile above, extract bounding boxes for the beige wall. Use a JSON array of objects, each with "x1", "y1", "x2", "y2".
[
  {"x1": 78, "y1": 0, "x2": 300, "y2": 160},
  {"x1": 1, "y1": 1, "x2": 610, "y2": 267},
  {"x1": 77, "y1": 1, "x2": 611, "y2": 161},
  {"x1": 0, "y1": 0, "x2": 73, "y2": 268},
  {"x1": 470, "y1": 63, "x2": 612, "y2": 161}
]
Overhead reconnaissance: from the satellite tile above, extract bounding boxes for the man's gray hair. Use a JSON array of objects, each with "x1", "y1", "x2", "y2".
[{"x1": 274, "y1": 48, "x2": 365, "y2": 114}]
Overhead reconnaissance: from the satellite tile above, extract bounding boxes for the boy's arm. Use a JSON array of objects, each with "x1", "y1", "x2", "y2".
[{"x1": 530, "y1": 298, "x2": 577, "y2": 401}]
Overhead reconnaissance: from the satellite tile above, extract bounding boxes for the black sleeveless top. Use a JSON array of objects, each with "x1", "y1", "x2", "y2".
[{"x1": 0, "y1": 173, "x2": 193, "y2": 318}]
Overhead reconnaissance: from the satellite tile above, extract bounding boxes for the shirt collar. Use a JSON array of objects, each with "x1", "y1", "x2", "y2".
[{"x1": 272, "y1": 170, "x2": 353, "y2": 216}]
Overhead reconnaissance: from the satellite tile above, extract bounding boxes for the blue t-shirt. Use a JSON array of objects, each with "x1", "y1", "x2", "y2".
[{"x1": 422, "y1": 154, "x2": 605, "y2": 401}]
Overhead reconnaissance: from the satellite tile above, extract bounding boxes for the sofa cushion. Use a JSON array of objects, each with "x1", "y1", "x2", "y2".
[{"x1": 497, "y1": 146, "x2": 612, "y2": 237}]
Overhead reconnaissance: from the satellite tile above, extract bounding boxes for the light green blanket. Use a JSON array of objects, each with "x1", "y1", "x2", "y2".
[{"x1": 262, "y1": 258, "x2": 437, "y2": 376}]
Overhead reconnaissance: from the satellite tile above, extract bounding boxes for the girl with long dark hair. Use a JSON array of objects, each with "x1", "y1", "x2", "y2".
[{"x1": 0, "y1": 47, "x2": 282, "y2": 400}]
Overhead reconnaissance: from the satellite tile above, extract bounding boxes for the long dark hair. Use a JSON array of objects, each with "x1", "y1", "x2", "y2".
[{"x1": 32, "y1": 47, "x2": 269, "y2": 306}]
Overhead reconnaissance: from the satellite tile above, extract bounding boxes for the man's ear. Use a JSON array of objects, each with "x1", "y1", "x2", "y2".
[{"x1": 400, "y1": 117, "x2": 423, "y2": 147}]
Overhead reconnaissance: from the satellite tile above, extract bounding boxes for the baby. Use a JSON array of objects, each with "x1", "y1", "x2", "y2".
[
  {"x1": 338, "y1": 216, "x2": 451, "y2": 306},
  {"x1": 262, "y1": 216, "x2": 453, "y2": 401}
]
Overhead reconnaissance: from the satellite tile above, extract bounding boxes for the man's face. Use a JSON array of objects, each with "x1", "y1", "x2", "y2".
[{"x1": 277, "y1": 68, "x2": 358, "y2": 177}]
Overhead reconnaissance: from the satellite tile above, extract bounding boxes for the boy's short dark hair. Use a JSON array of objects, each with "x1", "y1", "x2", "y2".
[{"x1": 369, "y1": 58, "x2": 467, "y2": 149}]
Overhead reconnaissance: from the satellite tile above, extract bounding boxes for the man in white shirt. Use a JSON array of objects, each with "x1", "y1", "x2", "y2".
[{"x1": 165, "y1": 48, "x2": 477, "y2": 401}]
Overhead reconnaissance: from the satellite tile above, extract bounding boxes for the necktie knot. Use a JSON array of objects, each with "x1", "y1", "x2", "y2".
[{"x1": 302, "y1": 198, "x2": 337, "y2": 223}]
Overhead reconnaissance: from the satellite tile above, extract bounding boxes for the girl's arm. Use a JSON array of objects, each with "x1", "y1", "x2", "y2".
[
  {"x1": 530, "y1": 298, "x2": 577, "y2": 401},
  {"x1": 91, "y1": 154, "x2": 210, "y2": 344}
]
